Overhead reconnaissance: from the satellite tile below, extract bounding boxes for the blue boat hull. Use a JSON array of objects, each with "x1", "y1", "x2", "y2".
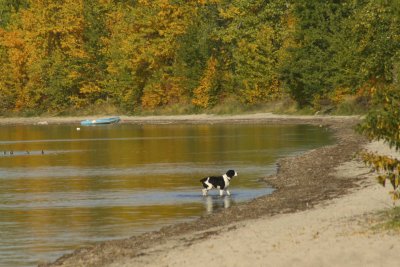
[{"x1": 80, "y1": 117, "x2": 120, "y2": 126}]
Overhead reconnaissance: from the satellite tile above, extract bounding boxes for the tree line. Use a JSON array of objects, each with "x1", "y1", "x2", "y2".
[{"x1": 0, "y1": 0, "x2": 399, "y2": 115}]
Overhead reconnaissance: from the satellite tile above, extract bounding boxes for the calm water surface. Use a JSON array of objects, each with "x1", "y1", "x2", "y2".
[{"x1": 0, "y1": 123, "x2": 333, "y2": 266}]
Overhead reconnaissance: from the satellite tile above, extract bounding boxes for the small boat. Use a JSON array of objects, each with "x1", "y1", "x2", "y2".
[{"x1": 80, "y1": 116, "x2": 121, "y2": 126}]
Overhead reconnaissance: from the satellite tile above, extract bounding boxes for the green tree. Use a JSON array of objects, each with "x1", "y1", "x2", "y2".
[
  {"x1": 280, "y1": 0, "x2": 351, "y2": 106},
  {"x1": 359, "y1": 83, "x2": 400, "y2": 202},
  {"x1": 338, "y1": 1, "x2": 400, "y2": 89},
  {"x1": 216, "y1": 0, "x2": 288, "y2": 104},
  {"x1": 357, "y1": 0, "x2": 400, "y2": 203},
  {"x1": 69, "y1": 0, "x2": 111, "y2": 108},
  {"x1": 174, "y1": 1, "x2": 219, "y2": 99}
]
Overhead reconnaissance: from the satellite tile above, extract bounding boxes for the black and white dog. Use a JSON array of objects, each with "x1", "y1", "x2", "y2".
[{"x1": 200, "y1": 170, "x2": 237, "y2": 196}]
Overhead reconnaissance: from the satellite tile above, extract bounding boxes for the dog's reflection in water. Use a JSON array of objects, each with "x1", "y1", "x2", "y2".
[{"x1": 204, "y1": 195, "x2": 232, "y2": 213}]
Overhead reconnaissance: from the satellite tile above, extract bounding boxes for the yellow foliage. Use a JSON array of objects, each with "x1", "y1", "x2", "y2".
[
  {"x1": 20, "y1": 0, "x2": 86, "y2": 58},
  {"x1": 243, "y1": 82, "x2": 263, "y2": 103},
  {"x1": 141, "y1": 76, "x2": 185, "y2": 109},
  {"x1": 192, "y1": 57, "x2": 218, "y2": 108},
  {"x1": 69, "y1": 95, "x2": 88, "y2": 109},
  {"x1": 360, "y1": 150, "x2": 400, "y2": 202},
  {"x1": 80, "y1": 83, "x2": 102, "y2": 94},
  {"x1": 196, "y1": 0, "x2": 220, "y2": 5},
  {"x1": 68, "y1": 70, "x2": 80, "y2": 80},
  {"x1": 71, "y1": 82, "x2": 103, "y2": 108},
  {"x1": 78, "y1": 83, "x2": 103, "y2": 106},
  {"x1": 355, "y1": 77, "x2": 384, "y2": 98},
  {"x1": 241, "y1": 78, "x2": 281, "y2": 104},
  {"x1": 0, "y1": 29, "x2": 35, "y2": 110},
  {"x1": 218, "y1": 6, "x2": 241, "y2": 19},
  {"x1": 141, "y1": 85, "x2": 164, "y2": 109},
  {"x1": 103, "y1": 0, "x2": 192, "y2": 91},
  {"x1": 328, "y1": 87, "x2": 352, "y2": 104},
  {"x1": 238, "y1": 39, "x2": 258, "y2": 53}
]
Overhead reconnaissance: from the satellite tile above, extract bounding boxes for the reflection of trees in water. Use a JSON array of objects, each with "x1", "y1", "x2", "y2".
[{"x1": 203, "y1": 196, "x2": 235, "y2": 214}]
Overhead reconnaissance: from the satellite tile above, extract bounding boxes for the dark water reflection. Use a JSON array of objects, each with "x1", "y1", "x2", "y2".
[{"x1": 0, "y1": 123, "x2": 333, "y2": 266}]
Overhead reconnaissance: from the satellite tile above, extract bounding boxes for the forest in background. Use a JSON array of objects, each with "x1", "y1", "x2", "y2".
[{"x1": 0, "y1": 0, "x2": 399, "y2": 115}]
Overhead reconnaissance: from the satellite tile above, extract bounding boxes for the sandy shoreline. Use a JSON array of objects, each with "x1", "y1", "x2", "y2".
[
  {"x1": 116, "y1": 143, "x2": 400, "y2": 267},
  {"x1": 119, "y1": 141, "x2": 400, "y2": 267},
  {"x1": 26, "y1": 113, "x2": 398, "y2": 266},
  {"x1": 0, "y1": 113, "x2": 359, "y2": 125}
]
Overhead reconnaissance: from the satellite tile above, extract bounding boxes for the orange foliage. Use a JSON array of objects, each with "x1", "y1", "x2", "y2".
[
  {"x1": 0, "y1": 0, "x2": 88, "y2": 112},
  {"x1": 0, "y1": 29, "x2": 32, "y2": 110},
  {"x1": 141, "y1": 75, "x2": 185, "y2": 109},
  {"x1": 192, "y1": 57, "x2": 218, "y2": 108}
]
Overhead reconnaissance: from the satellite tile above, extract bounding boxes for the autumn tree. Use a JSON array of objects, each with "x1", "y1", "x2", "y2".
[
  {"x1": 73, "y1": 0, "x2": 110, "y2": 108},
  {"x1": 174, "y1": 1, "x2": 220, "y2": 101},
  {"x1": 0, "y1": 1, "x2": 29, "y2": 114},
  {"x1": 0, "y1": 29, "x2": 22, "y2": 113},
  {"x1": 216, "y1": 0, "x2": 288, "y2": 104},
  {"x1": 0, "y1": 0, "x2": 88, "y2": 113},
  {"x1": 103, "y1": 0, "x2": 193, "y2": 111},
  {"x1": 192, "y1": 56, "x2": 218, "y2": 108},
  {"x1": 0, "y1": 25, "x2": 34, "y2": 112}
]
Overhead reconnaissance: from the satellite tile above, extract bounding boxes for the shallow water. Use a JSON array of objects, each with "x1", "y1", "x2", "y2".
[{"x1": 0, "y1": 123, "x2": 333, "y2": 266}]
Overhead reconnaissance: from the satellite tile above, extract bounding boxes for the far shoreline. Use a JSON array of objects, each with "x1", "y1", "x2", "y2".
[{"x1": 0, "y1": 113, "x2": 361, "y2": 126}]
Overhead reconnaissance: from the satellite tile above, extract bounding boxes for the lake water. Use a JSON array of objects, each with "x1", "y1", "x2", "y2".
[{"x1": 0, "y1": 123, "x2": 333, "y2": 266}]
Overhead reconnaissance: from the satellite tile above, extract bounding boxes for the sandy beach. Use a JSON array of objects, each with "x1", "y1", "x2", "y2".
[
  {"x1": 26, "y1": 113, "x2": 399, "y2": 267},
  {"x1": 113, "y1": 141, "x2": 400, "y2": 267}
]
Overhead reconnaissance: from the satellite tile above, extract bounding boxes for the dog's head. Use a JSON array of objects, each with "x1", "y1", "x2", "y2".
[{"x1": 226, "y1": 170, "x2": 237, "y2": 179}]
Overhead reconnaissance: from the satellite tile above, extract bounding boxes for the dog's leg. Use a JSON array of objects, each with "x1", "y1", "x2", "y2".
[
  {"x1": 202, "y1": 179, "x2": 213, "y2": 196},
  {"x1": 202, "y1": 188, "x2": 208, "y2": 196},
  {"x1": 219, "y1": 189, "x2": 224, "y2": 196},
  {"x1": 226, "y1": 189, "x2": 231, "y2": 196}
]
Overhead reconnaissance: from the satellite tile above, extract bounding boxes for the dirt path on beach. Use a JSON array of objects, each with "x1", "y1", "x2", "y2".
[{"x1": 32, "y1": 113, "x2": 397, "y2": 267}]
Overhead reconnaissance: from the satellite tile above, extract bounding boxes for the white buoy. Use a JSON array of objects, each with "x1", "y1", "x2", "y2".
[{"x1": 76, "y1": 127, "x2": 81, "y2": 131}]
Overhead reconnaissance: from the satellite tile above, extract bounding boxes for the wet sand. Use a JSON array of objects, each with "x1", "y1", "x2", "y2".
[{"x1": 6, "y1": 113, "x2": 394, "y2": 267}]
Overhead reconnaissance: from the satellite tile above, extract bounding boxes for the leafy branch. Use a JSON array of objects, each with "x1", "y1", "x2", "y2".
[{"x1": 359, "y1": 150, "x2": 400, "y2": 203}]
